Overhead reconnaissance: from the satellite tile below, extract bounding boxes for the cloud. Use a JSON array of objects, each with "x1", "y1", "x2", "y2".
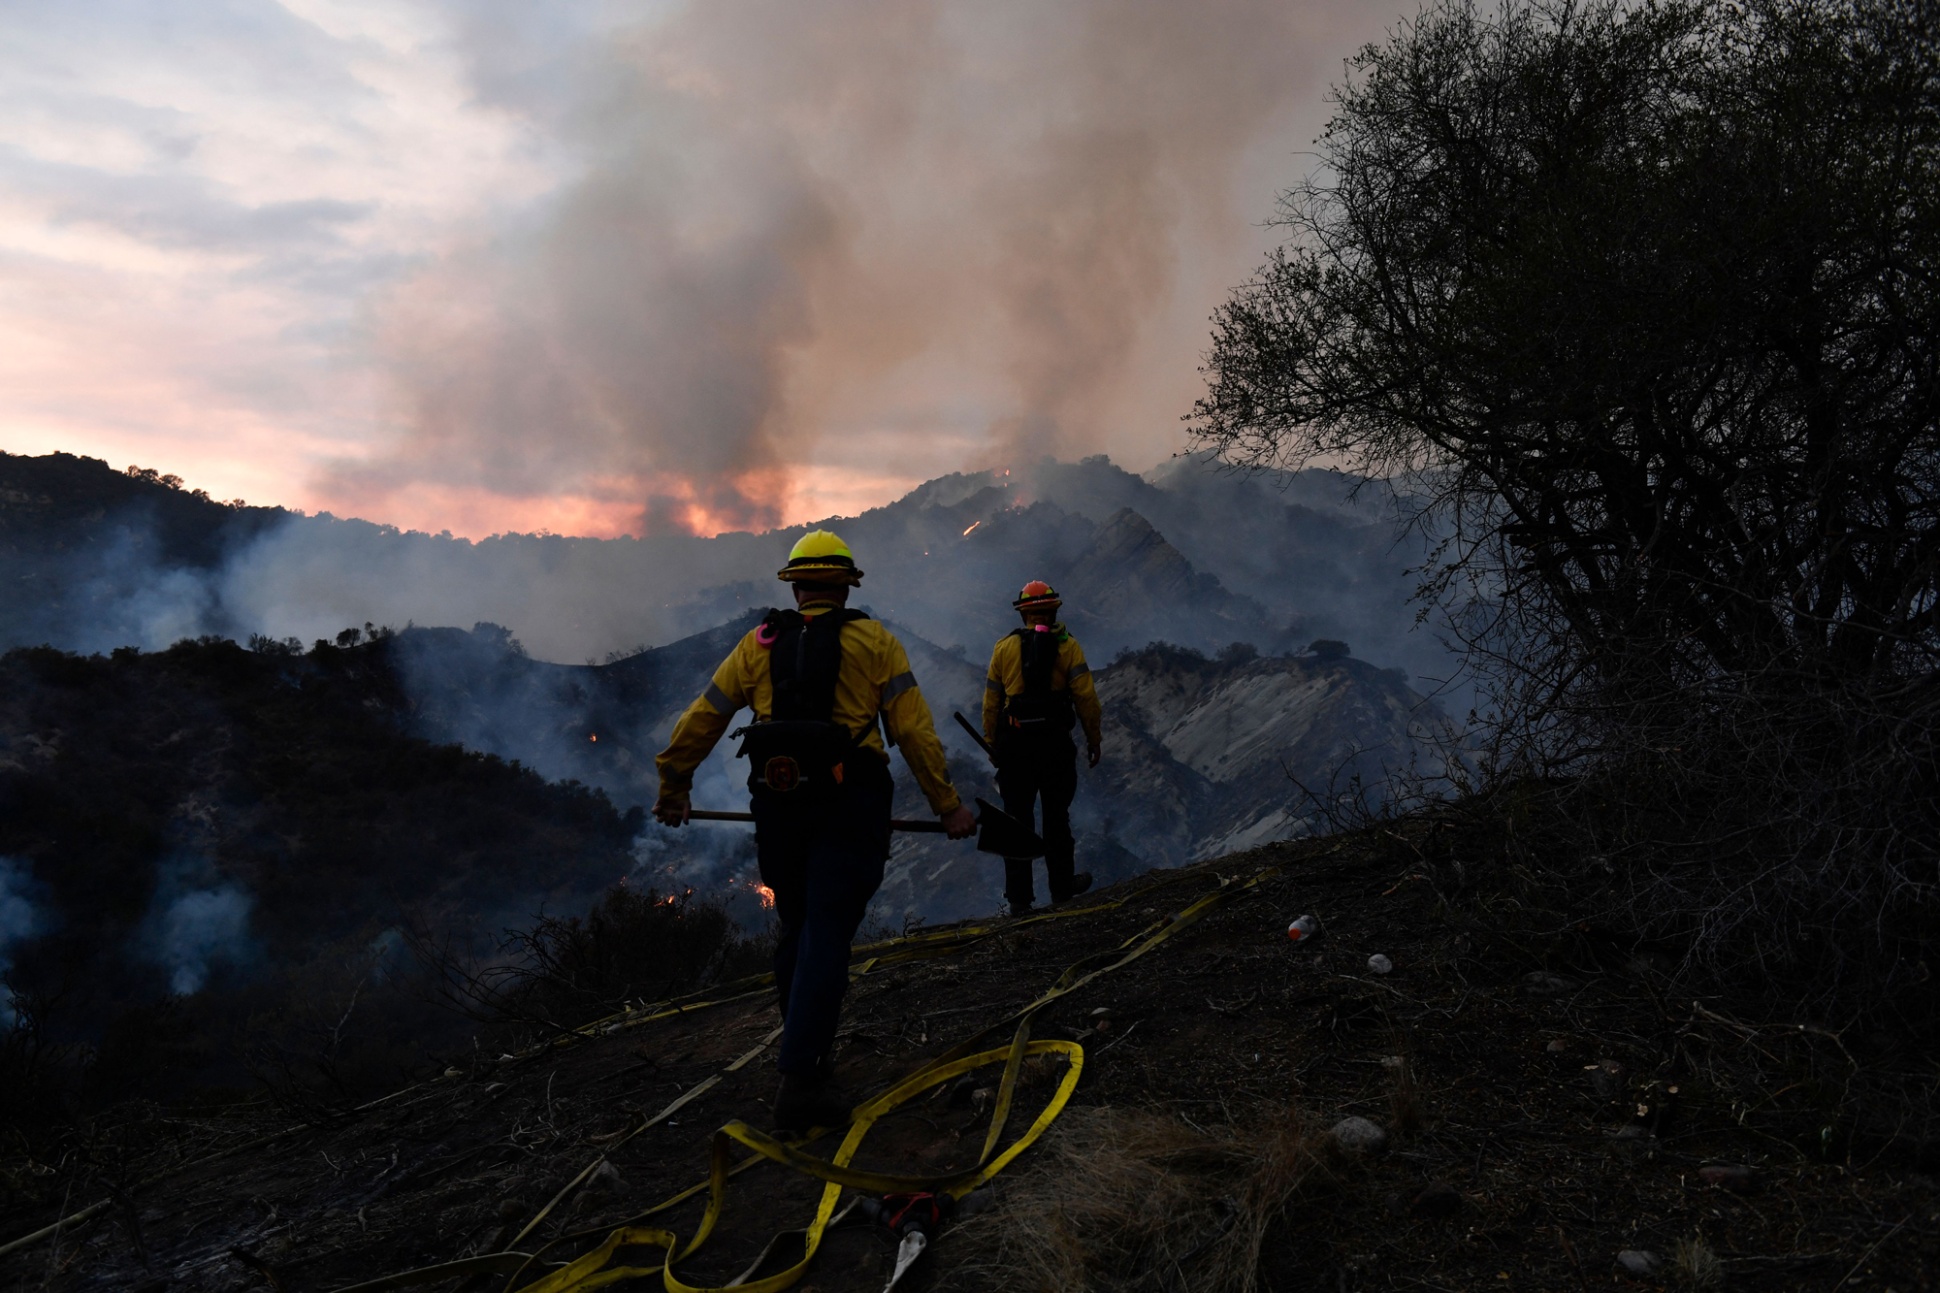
[
  {"x1": 0, "y1": 0, "x2": 545, "y2": 507},
  {"x1": 0, "y1": 0, "x2": 1404, "y2": 537}
]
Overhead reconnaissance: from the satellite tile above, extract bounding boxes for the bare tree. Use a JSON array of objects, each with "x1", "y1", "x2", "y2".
[{"x1": 1192, "y1": 0, "x2": 1940, "y2": 1010}]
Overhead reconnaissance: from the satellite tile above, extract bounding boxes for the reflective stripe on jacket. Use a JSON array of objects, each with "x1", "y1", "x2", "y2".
[
  {"x1": 982, "y1": 626, "x2": 1103, "y2": 747},
  {"x1": 655, "y1": 603, "x2": 963, "y2": 815}
]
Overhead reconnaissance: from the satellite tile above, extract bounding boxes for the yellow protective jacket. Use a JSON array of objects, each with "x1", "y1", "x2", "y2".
[
  {"x1": 982, "y1": 625, "x2": 1103, "y2": 747},
  {"x1": 655, "y1": 604, "x2": 963, "y2": 816}
]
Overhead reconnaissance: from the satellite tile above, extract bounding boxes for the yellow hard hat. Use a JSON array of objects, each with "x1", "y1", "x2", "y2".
[{"x1": 778, "y1": 529, "x2": 864, "y2": 585}]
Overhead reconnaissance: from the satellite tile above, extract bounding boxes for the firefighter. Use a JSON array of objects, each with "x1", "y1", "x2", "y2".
[
  {"x1": 654, "y1": 530, "x2": 974, "y2": 1133},
  {"x1": 982, "y1": 580, "x2": 1103, "y2": 913}
]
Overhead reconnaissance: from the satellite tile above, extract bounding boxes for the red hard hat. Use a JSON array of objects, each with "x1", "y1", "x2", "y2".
[{"x1": 1012, "y1": 580, "x2": 1062, "y2": 611}]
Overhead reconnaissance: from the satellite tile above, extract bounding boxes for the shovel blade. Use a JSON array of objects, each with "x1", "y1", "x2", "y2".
[{"x1": 973, "y1": 796, "x2": 1045, "y2": 859}]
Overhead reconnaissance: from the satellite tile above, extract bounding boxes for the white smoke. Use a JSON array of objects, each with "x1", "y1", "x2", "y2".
[
  {"x1": 0, "y1": 857, "x2": 45, "y2": 1025},
  {"x1": 145, "y1": 861, "x2": 255, "y2": 996}
]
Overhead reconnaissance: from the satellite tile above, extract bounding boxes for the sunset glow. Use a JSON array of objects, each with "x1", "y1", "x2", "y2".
[{"x1": 0, "y1": 1, "x2": 1399, "y2": 539}]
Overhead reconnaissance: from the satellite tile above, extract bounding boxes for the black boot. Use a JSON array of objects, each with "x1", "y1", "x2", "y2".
[
  {"x1": 1052, "y1": 872, "x2": 1093, "y2": 903},
  {"x1": 773, "y1": 1071, "x2": 850, "y2": 1133}
]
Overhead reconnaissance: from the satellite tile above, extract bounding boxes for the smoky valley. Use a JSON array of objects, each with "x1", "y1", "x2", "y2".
[{"x1": 0, "y1": 448, "x2": 1454, "y2": 1110}]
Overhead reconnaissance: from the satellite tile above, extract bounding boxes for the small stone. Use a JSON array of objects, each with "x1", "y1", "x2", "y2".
[
  {"x1": 1367, "y1": 953, "x2": 1393, "y2": 975},
  {"x1": 1093, "y1": 1017, "x2": 1112, "y2": 1033},
  {"x1": 1524, "y1": 971, "x2": 1580, "y2": 996},
  {"x1": 1698, "y1": 1163, "x2": 1754, "y2": 1191},
  {"x1": 496, "y1": 1199, "x2": 525, "y2": 1222},
  {"x1": 1379, "y1": 1055, "x2": 1406, "y2": 1071},
  {"x1": 1088, "y1": 1006, "x2": 1113, "y2": 1018},
  {"x1": 1586, "y1": 1059, "x2": 1625, "y2": 1099},
  {"x1": 1545, "y1": 1039, "x2": 1569, "y2": 1053},
  {"x1": 443, "y1": 1066, "x2": 463, "y2": 1079},
  {"x1": 1616, "y1": 1249, "x2": 1660, "y2": 1277},
  {"x1": 1329, "y1": 1116, "x2": 1388, "y2": 1153},
  {"x1": 584, "y1": 1161, "x2": 625, "y2": 1194},
  {"x1": 1409, "y1": 1182, "x2": 1462, "y2": 1218}
]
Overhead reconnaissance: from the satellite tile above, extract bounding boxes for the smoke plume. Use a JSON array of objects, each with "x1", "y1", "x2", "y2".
[
  {"x1": 332, "y1": 0, "x2": 1363, "y2": 536},
  {"x1": 144, "y1": 860, "x2": 255, "y2": 997},
  {"x1": 0, "y1": 857, "x2": 44, "y2": 1022}
]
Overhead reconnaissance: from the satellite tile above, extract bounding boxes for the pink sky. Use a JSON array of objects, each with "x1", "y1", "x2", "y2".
[{"x1": 0, "y1": 0, "x2": 1404, "y2": 539}]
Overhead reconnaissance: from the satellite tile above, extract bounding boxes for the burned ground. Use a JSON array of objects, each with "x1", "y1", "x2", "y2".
[{"x1": 1, "y1": 828, "x2": 1934, "y2": 1291}]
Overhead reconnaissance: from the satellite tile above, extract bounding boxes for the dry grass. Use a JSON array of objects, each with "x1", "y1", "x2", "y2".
[
  {"x1": 937, "y1": 1103, "x2": 1342, "y2": 1293},
  {"x1": 1673, "y1": 1234, "x2": 1724, "y2": 1289}
]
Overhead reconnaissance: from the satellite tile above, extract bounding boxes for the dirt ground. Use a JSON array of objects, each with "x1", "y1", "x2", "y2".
[{"x1": 2, "y1": 832, "x2": 1935, "y2": 1291}]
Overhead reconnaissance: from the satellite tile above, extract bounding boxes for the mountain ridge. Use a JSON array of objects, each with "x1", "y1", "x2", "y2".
[{"x1": 0, "y1": 449, "x2": 1446, "y2": 685}]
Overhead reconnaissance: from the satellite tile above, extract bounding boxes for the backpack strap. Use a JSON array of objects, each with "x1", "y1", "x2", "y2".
[{"x1": 768, "y1": 607, "x2": 870, "y2": 726}]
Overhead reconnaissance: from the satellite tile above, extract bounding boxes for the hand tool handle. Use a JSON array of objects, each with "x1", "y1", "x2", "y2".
[
  {"x1": 686, "y1": 808, "x2": 948, "y2": 833},
  {"x1": 953, "y1": 711, "x2": 998, "y2": 765}
]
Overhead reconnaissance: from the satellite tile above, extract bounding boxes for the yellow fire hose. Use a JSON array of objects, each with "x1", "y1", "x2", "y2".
[
  {"x1": 505, "y1": 1036, "x2": 1084, "y2": 1293},
  {"x1": 329, "y1": 850, "x2": 1319, "y2": 1289}
]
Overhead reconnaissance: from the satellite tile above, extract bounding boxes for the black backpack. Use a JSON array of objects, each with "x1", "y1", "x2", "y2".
[
  {"x1": 736, "y1": 607, "x2": 870, "y2": 797},
  {"x1": 999, "y1": 626, "x2": 1076, "y2": 739}
]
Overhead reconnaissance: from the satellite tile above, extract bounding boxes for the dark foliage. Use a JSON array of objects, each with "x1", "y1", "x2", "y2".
[
  {"x1": 1193, "y1": 0, "x2": 1940, "y2": 1019},
  {"x1": 0, "y1": 453, "x2": 290, "y2": 651},
  {"x1": 0, "y1": 636, "x2": 646, "y2": 1133}
]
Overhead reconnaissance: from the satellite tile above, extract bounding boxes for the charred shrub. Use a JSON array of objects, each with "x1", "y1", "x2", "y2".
[
  {"x1": 504, "y1": 884, "x2": 769, "y2": 1024},
  {"x1": 415, "y1": 884, "x2": 771, "y2": 1041}
]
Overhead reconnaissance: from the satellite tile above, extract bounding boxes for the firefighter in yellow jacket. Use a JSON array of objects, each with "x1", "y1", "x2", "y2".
[
  {"x1": 983, "y1": 580, "x2": 1103, "y2": 912},
  {"x1": 655, "y1": 530, "x2": 973, "y2": 1132}
]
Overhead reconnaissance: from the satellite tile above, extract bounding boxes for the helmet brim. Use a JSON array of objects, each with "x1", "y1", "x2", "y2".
[{"x1": 778, "y1": 564, "x2": 864, "y2": 586}]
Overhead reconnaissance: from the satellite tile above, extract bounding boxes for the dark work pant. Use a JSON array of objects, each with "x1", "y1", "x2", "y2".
[
  {"x1": 997, "y1": 736, "x2": 1078, "y2": 907},
  {"x1": 752, "y1": 759, "x2": 892, "y2": 1076}
]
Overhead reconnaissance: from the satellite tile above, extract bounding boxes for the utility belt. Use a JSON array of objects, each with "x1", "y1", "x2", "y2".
[
  {"x1": 734, "y1": 719, "x2": 873, "y2": 799},
  {"x1": 999, "y1": 690, "x2": 1076, "y2": 739}
]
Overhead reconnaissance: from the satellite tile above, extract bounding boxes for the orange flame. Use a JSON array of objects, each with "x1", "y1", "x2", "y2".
[
  {"x1": 752, "y1": 882, "x2": 776, "y2": 909},
  {"x1": 589, "y1": 733, "x2": 598, "y2": 742},
  {"x1": 962, "y1": 520, "x2": 981, "y2": 536}
]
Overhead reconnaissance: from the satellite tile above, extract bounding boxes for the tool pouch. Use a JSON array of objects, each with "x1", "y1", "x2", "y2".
[
  {"x1": 1001, "y1": 689, "x2": 1075, "y2": 732},
  {"x1": 736, "y1": 719, "x2": 856, "y2": 799}
]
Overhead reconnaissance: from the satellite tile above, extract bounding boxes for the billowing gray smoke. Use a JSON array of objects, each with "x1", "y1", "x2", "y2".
[
  {"x1": 2, "y1": 450, "x2": 1460, "y2": 704},
  {"x1": 328, "y1": 0, "x2": 1383, "y2": 534}
]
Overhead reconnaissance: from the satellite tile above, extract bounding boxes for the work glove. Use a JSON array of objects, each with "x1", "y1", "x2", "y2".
[
  {"x1": 940, "y1": 804, "x2": 976, "y2": 840},
  {"x1": 653, "y1": 789, "x2": 691, "y2": 827}
]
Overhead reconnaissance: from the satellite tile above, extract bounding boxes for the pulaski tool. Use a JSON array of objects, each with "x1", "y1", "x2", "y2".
[
  {"x1": 686, "y1": 796, "x2": 1045, "y2": 858},
  {"x1": 952, "y1": 710, "x2": 998, "y2": 766}
]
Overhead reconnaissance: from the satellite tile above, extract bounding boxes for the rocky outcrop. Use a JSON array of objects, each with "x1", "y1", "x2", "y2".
[{"x1": 870, "y1": 640, "x2": 1457, "y2": 925}]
